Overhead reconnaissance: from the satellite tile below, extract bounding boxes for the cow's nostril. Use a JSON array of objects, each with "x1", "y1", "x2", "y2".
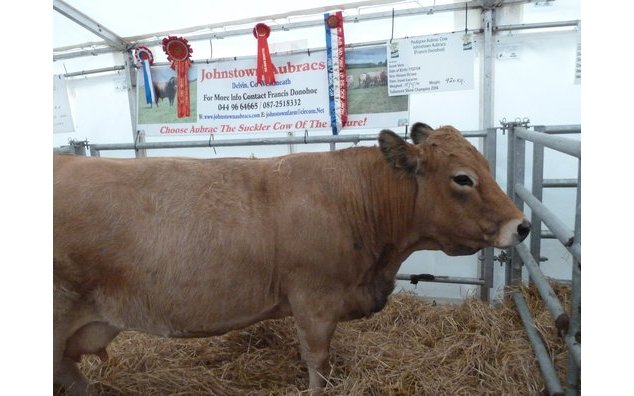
[{"x1": 517, "y1": 219, "x2": 531, "y2": 241}]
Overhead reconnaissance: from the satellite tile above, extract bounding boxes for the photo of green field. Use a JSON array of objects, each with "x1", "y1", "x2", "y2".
[
  {"x1": 346, "y1": 46, "x2": 408, "y2": 115},
  {"x1": 346, "y1": 67, "x2": 408, "y2": 114}
]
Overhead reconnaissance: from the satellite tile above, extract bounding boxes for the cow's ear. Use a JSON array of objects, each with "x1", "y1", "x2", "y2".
[
  {"x1": 379, "y1": 129, "x2": 420, "y2": 174},
  {"x1": 410, "y1": 122, "x2": 434, "y2": 145}
]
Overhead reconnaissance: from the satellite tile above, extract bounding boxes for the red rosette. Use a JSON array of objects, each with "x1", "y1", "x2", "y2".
[
  {"x1": 326, "y1": 14, "x2": 341, "y2": 29},
  {"x1": 134, "y1": 46, "x2": 154, "y2": 65},
  {"x1": 252, "y1": 23, "x2": 271, "y2": 39},
  {"x1": 162, "y1": 36, "x2": 193, "y2": 118},
  {"x1": 162, "y1": 36, "x2": 193, "y2": 64},
  {"x1": 253, "y1": 23, "x2": 276, "y2": 85}
]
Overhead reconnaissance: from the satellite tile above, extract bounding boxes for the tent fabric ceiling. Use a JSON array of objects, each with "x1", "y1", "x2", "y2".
[{"x1": 53, "y1": 0, "x2": 451, "y2": 49}]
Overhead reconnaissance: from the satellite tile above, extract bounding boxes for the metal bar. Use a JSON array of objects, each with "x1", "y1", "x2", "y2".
[
  {"x1": 515, "y1": 184, "x2": 580, "y2": 262},
  {"x1": 480, "y1": 9, "x2": 495, "y2": 133},
  {"x1": 541, "y1": 230, "x2": 556, "y2": 239},
  {"x1": 515, "y1": 129, "x2": 581, "y2": 158},
  {"x1": 494, "y1": 19, "x2": 579, "y2": 32},
  {"x1": 53, "y1": 0, "x2": 130, "y2": 51},
  {"x1": 53, "y1": 144, "x2": 86, "y2": 156},
  {"x1": 478, "y1": 7, "x2": 495, "y2": 301},
  {"x1": 505, "y1": 126, "x2": 516, "y2": 287},
  {"x1": 530, "y1": 142, "x2": 545, "y2": 267},
  {"x1": 63, "y1": 65, "x2": 126, "y2": 78},
  {"x1": 88, "y1": 130, "x2": 488, "y2": 152},
  {"x1": 479, "y1": 128, "x2": 497, "y2": 301},
  {"x1": 515, "y1": 243, "x2": 569, "y2": 335},
  {"x1": 123, "y1": 52, "x2": 141, "y2": 156},
  {"x1": 567, "y1": 163, "x2": 581, "y2": 394},
  {"x1": 512, "y1": 292, "x2": 565, "y2": 396},
  {"x1": 543, "y1": 178, "x2": 578, "y2": 188},
  {"x1": 54, "y1": 37, "x2": 383, "y2": 62},
  {"x1": 534, "y1": 125, "x2": 581, "y2": 135},
  {"x1": 565, "y1": 335, "x2": 581, "y2": 368},
  {"x1": 396, "y1": 274, "x2": 485, "y2": 286},
  {"x1": 508, "y1": 126, "x2": 526, "y2": 285}
]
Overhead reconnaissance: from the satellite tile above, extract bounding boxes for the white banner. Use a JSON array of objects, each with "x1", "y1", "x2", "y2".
[
  {"x1": 137, "y1": 47, "x2": 410, "y2": 136},
  {"x1": 387, "y1": 32, "x2": 475, "y2": 96}
]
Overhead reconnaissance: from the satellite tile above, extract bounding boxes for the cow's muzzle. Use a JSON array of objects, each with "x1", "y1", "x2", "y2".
[
  {"x1": 494, "y1": 217, "x2": 531, "y2": 248},
  {"x1": 517, "y1": 219, "x2": 531, "y2": 242}
]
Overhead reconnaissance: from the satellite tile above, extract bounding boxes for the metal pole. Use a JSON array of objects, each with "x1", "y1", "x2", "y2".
[
  {"x1": 512, "y1": 292, "x2": 565, "y2": 396},
  {"x1": 87, "y1": 130, "x2": 488, "y2": 153},
  {"x1": 566, "y1": 162, "x2": 581, "y2": 395},
  {"x1": 480, "y1": 9, "x2": 495, "y2": 133},
  {"x1": 506, "y1": 125, "x2": 526, "y2": 286},
  {"x1": 122, "y1": 51, "x2": 144, "y2": 158},
  {"x1": 396, "y1": 274, "x2": 485, "y2": 286},
  {"x1": 530, "y1": 142, "x2": 545, "y2": 267},
  {"x1": 480, "y1": 128, "x2": 497, "y2": 301},
  {"x1": 515, "y1": 128, "x2": 581, "y2": 158},
  {"x1": 479, "y1": 5, "x2": 495, "y2": 301},
  {"x1": 514, "y1": 184, "x2": 579, "y2": 262},
  {"x1": 515, "y1": 243, "x2": 569, "y2": 336},
  {"x1": 543, "y1": 178, "x2": 578, "y2": 188},
  {"x1": 535, "y1": 125, "x2": 581, "y2": 135},
  {"x1": 494, "y1": 19, "x2": 579, "y2": 32}
]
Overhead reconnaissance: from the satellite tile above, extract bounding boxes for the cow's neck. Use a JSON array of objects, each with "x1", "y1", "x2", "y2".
[{"x1": 338, "y1": 147, "x2": 419, "y2": 264}]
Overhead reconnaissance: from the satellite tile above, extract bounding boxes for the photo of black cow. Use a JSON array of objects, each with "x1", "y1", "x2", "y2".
[
  {"x1": 153, "y1": 76, "x2": 177, "y2": 107},
  {"x1": 137, "y1": 66, "x2": 196, "y2": 124}
]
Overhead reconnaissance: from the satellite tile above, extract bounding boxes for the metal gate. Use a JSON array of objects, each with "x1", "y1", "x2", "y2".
[{"x1": 504, "y1": 121, "x2": 581, "y2": 395}]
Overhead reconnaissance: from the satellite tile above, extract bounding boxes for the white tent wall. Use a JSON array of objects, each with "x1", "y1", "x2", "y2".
[{"x1": 53, "y1": 0, "x2": 580, "y2": 302}]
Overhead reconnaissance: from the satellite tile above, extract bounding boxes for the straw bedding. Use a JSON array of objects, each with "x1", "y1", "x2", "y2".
[{"x1": 55, "y1": 283, "x2": 571, "y2": 395}]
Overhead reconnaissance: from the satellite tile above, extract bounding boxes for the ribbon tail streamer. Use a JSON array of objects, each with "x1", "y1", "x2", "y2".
[
  {"x1": 324, "y1": 11, "x2": 348, "y2": 135},
  {"x1": 177, "y1": 62, "x2": 191, "y2": 118},
  {"x1": 142, "y1": 60, "x2": 155, "y2": 106}
]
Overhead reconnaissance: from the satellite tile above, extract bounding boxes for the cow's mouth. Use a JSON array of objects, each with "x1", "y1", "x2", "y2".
[{"x1": 444, "y1": 245, "x2": 481, "y2": 256}]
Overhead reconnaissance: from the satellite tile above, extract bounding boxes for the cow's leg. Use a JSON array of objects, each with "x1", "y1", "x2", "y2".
[
  {"x1": 64, "y1": 321, "x2": 120, "y2": 362},
  {"x1": 53, "y1": 287, "x2": 98, "y2": 395},
  {"x1": 291, "y1": 305, "x2": 338, "y2": 389},
  {"x1": 54, "y1": 356, "x2": 89, "y2": 396},
  {"x1": 54, "y1": 320, "x2": 90, "y2": 396}
]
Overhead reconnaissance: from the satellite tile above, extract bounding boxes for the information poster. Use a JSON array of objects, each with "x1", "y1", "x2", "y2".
[
  {"x1": 137, "y1": 47, "x2": 409, "y2": 136},
  {"x1": 387, "y1": 32, "x2": 475, "y2": 96},
  {"x1": 53, "y1": 75, "x2": 75, "y2": 133}
]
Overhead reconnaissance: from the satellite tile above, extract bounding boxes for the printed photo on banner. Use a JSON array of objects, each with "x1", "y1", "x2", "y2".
[
  {"x1": 137, "y1": 66, "x2": 197, "y2": 124},
  {"x1": 345, "y1": 45, "x2": 409, "y2": 129}
]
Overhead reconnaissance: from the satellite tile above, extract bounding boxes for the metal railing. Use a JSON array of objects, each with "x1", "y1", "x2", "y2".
[{"x1": 505, "y1": 122, "x2": 581, "y2": 395}]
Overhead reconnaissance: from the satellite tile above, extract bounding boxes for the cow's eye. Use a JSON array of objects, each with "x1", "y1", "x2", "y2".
[{"x1": 453, "y1": 174, "x2": 474, "y2": 187}]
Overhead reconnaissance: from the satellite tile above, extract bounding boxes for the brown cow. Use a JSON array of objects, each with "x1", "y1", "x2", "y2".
[{"x1": 53, "y1": 123, "x2": 529, "y2": 394}]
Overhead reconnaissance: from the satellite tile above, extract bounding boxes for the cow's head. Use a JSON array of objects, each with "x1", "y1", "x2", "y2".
[{"x1": 379, "y1": 122, "x2": 530, "y2": 256}]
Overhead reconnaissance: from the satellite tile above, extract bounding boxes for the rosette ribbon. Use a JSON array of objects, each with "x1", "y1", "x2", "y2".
[
  {"x1": 162, "y1": 36, "x2": 193, "y2": 118},
  {"x1": 324, "y1": 11, "x2": 348, "y2": 135},
  {"x1": 253, "y1": 23, "x2": 276, "y2": 85},
  {"x1": 134, "y1": 46, "x2": 156, "y2": 107}
]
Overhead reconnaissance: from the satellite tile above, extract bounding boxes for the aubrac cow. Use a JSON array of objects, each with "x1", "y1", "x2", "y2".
[{"x1": 54, "y1": 122, "x2": 530, "y2": 394}]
